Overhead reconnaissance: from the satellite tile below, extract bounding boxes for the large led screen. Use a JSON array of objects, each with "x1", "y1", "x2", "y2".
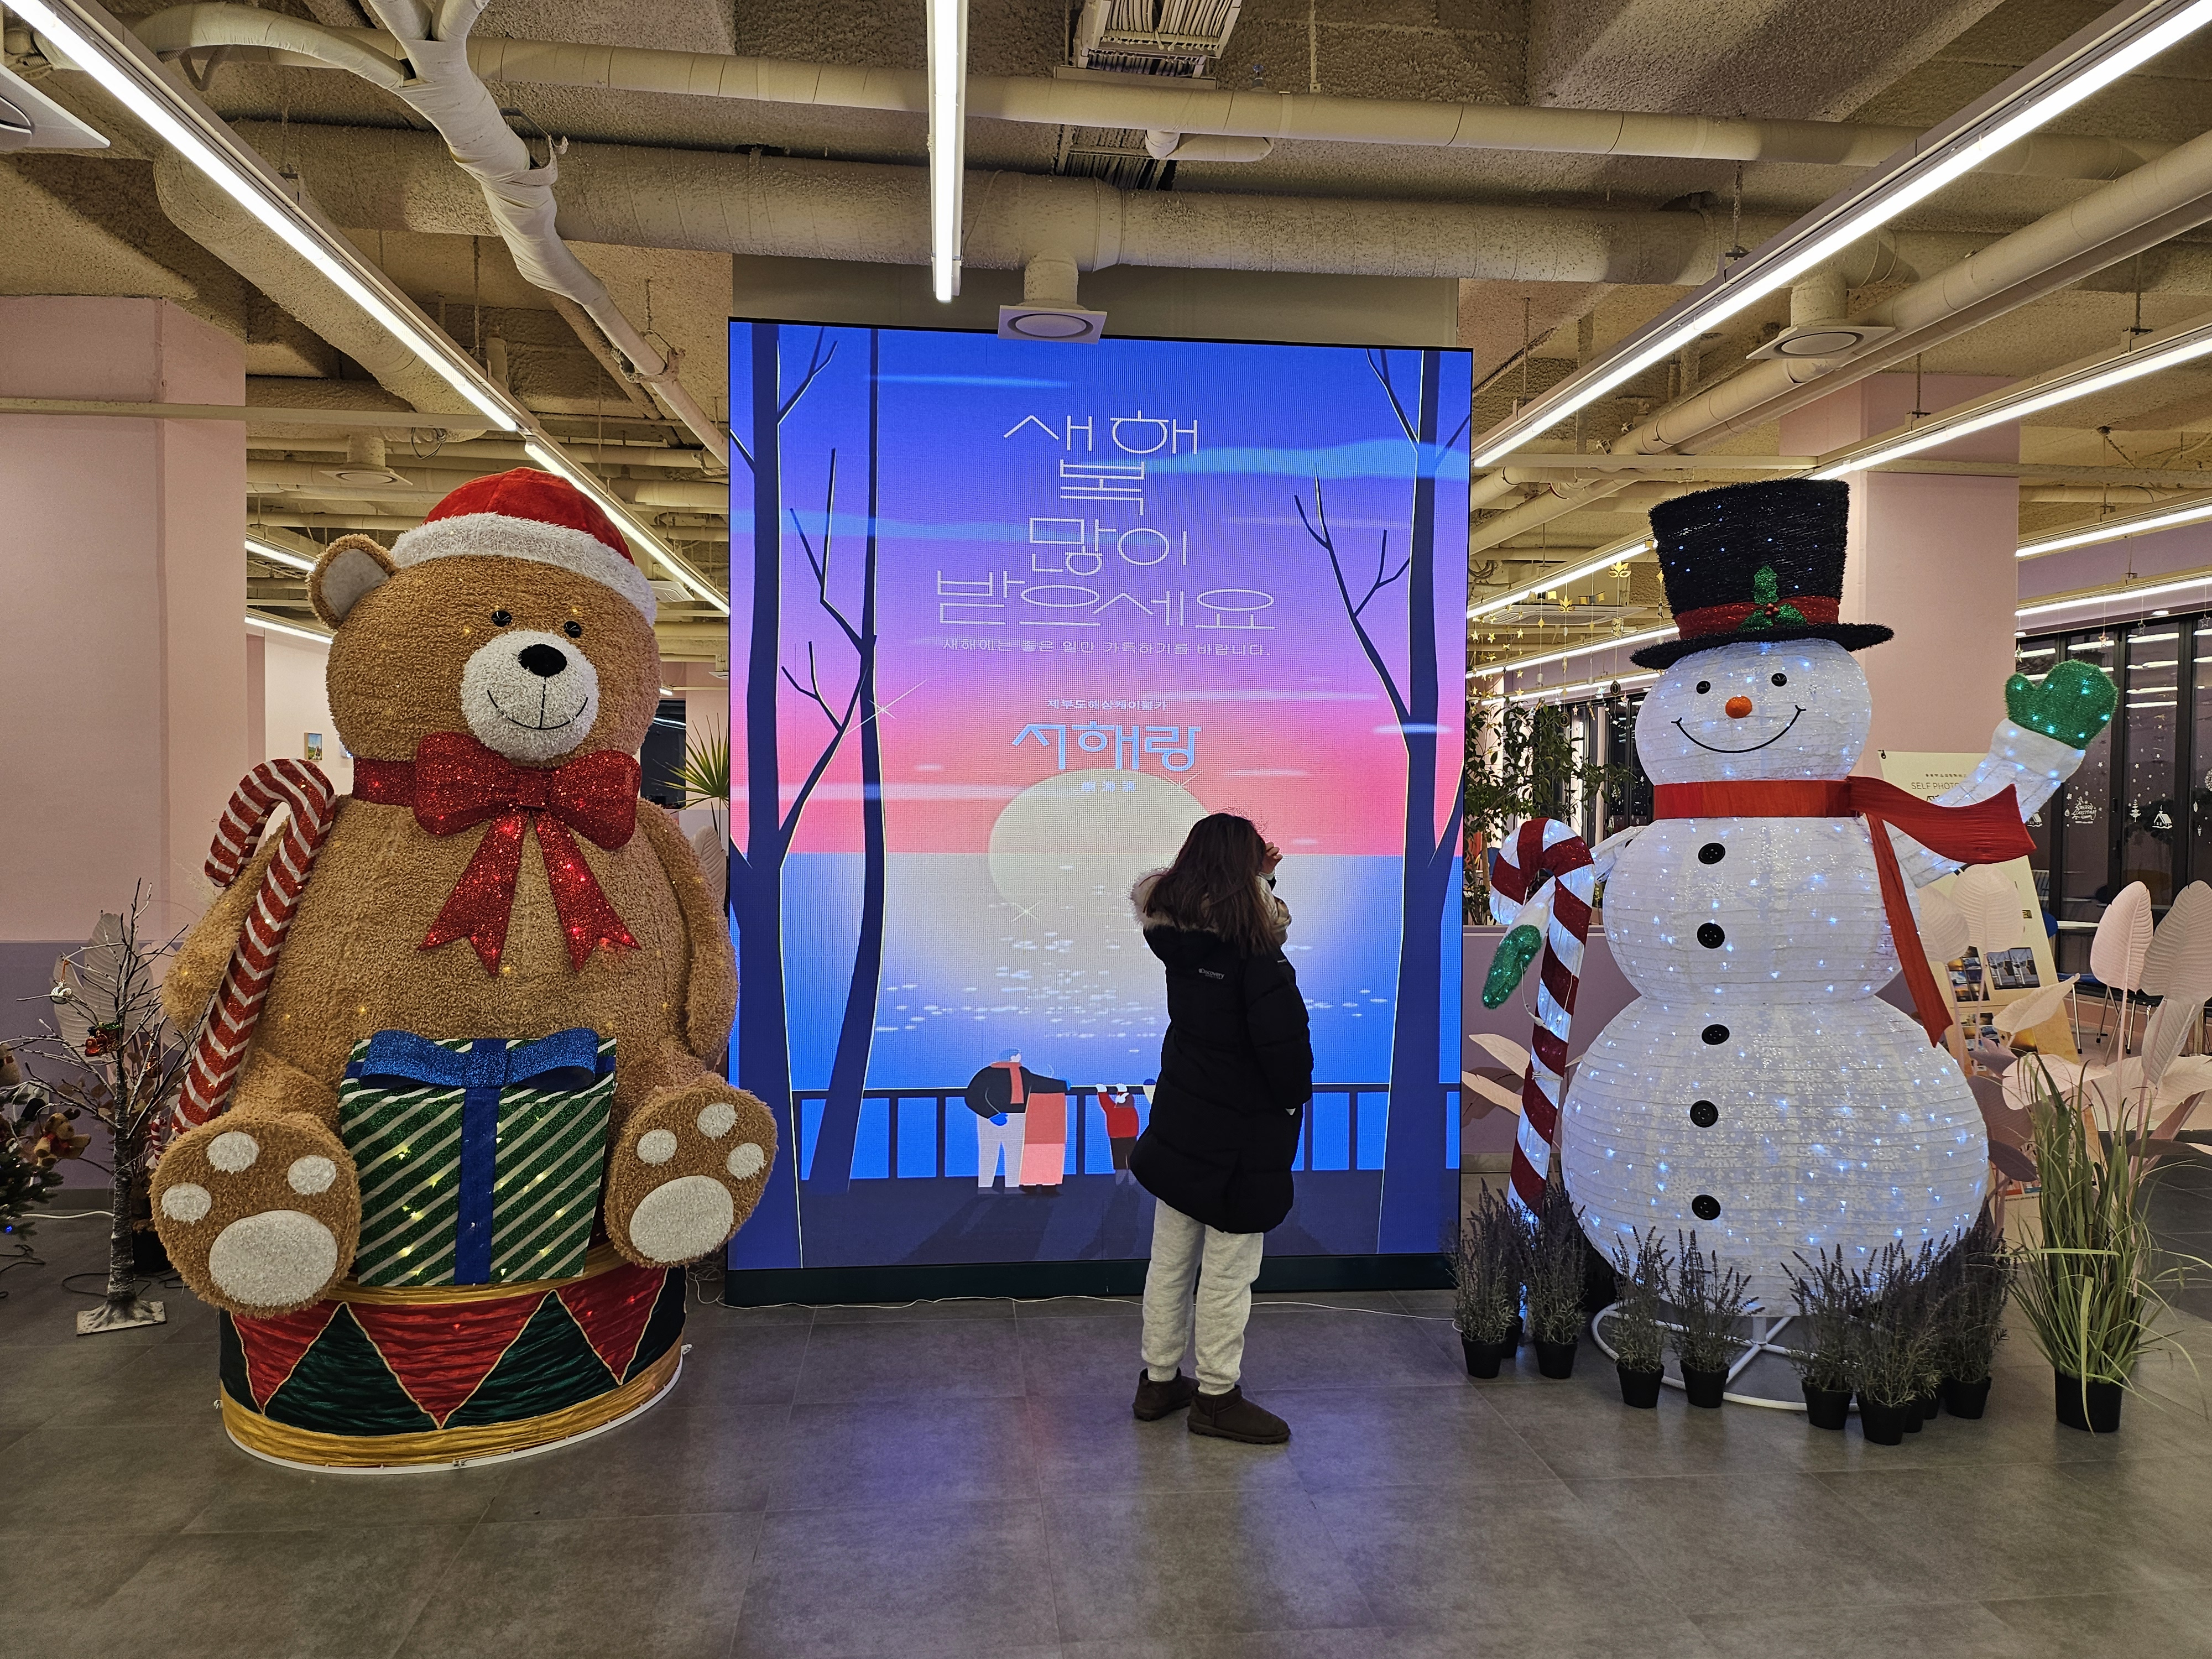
[{"x1": 727, "y1": 321, "x2": 1469, "y2": 1272}]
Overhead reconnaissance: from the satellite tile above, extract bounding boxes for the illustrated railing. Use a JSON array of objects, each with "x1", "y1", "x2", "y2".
[{"x1": 793, "y1": 1084, "x2": 1446, "y2": 1182}]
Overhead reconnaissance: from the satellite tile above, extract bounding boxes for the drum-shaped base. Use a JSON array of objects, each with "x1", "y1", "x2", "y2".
[{"x1": 216, "y1": 1246, "x2": 686, "y2": 1470}]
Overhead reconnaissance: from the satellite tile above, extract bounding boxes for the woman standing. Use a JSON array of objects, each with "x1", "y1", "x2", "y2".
[{"x1": 1126, "y1": 813, "x2": 1313, "y2": 1444}]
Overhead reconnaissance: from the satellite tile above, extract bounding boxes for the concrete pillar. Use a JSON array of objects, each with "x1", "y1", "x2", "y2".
[
  {"x1": 0, "y1": 298, "x2": 246, "y2": 993},
  {"x1": 1780, "y1": 373, "x2": 2018, "y2": 761}
]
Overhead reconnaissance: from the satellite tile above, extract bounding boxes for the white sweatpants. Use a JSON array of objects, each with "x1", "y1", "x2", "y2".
[
  {"x1": 976, "y1": 1114, "x2": 1025, "y2": 1188},
  {"x1": 1140, "y1": 1200, "x2": 1265, "y2": 1395}
]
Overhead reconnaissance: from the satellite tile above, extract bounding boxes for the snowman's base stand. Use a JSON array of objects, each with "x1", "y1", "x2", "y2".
[{"x1": 1590, "y1": 1305, "x2": 1824, "y2": 1411}]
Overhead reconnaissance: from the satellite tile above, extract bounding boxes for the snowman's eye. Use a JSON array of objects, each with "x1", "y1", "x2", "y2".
[
  {"x1": 1771, "y1": 672, "x2": 1787, "y2": 686},
  {"x1": 1694, "y1": 681, "x2": 1711, "y2": 695}
]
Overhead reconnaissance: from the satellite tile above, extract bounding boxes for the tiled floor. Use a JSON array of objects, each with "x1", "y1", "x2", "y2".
[{"x1": 8, "y1": 1194, "x2": 2212, "y2": 1659}]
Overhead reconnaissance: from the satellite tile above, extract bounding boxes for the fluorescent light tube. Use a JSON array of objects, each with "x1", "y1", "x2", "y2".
[
  {"x1": 1481, "y1": 625, "x2": 1677, "y2": 676},
  {"x1": 246, "y1": 535, "x2": 317, "y2": 573},
  {"x1": 2017, "y1": 495, "x2": 2212, "y2": 559},
  {"x1": 523, "y1": 439, "x2": 732, "y2": 615},
  {"x1": 1468, "y1": 538, "x2": 1652, "y2": 620},
  {"x1": 2017, "y1": 570, "x2": 2212, "y2": 617},
  {"x1": 246, "y1": 612, "x2": 332, "y2": 645},
  {"x1": 1469, "y1": 0, "x2": 2212, "y2": 467},
  {"x1": 925, "y1": 0, "x2": 968, "y2": 303},
  {"x1": 14, "y1": 0, "x2": 514, "y2": 432}
]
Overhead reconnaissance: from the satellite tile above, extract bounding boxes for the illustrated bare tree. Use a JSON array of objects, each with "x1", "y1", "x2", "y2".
[
  {"x1": 731, "y1": 321, "x2": 836, "y2": 1265},
  {"x1": 1295, "y1": 347, "x2": 1470, "y2": 1253}
]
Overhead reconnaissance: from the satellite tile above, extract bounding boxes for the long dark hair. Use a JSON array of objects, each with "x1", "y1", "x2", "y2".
[{"x1": 1144, "y1": 813, "x2": 1281, "y2": 956}]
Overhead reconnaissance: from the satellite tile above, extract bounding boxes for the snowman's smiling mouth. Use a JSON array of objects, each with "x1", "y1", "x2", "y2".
[{"x1": 1676, "y1": 706, "x2": 1807, "y2": 753}]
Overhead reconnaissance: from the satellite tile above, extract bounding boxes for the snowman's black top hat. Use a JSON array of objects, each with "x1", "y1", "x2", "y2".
[{"x1": 1630, "y1": 479, "x2": 1893, "y2": 670}]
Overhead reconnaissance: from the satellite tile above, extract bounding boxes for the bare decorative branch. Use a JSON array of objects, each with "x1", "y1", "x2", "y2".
[{"x1": 1296, "y1": 476, "x2": 1413, "y2": 728}]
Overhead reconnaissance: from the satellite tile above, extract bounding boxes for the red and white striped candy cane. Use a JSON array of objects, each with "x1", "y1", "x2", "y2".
[
  {"x1": 171, "y1": 760, "x2": 337, "y2": 1134},
  {"x1": 1489, "y1": 818, "x2": 1597, "y2": 1209}
]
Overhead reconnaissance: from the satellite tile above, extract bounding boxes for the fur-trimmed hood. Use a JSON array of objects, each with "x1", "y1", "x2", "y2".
[{"x1": 1130, "y1": 871, "x2": 1291, "y2": 945}]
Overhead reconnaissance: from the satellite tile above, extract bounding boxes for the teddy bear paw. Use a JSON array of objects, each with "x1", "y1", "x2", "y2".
[
  {"x1": 604, "y1": 1086, "x2": 777, "y2": 1266},
  {"x1": 151, "y1": 1117, "x2": 361, "y2": 1315}
]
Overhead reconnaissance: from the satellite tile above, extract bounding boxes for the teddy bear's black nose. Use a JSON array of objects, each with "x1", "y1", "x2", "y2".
[{"x1": 518, "y1": 644, "x2": 568, "y2": 679}]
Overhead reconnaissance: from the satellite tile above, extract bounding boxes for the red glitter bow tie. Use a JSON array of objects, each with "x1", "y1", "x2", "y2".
[{"x1": 354, "y1": 732, "x2": 641, "y2": 973}]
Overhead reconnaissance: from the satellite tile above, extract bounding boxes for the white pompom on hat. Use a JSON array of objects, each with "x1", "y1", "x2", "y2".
[{"x1": 389, "y1": 468, "x2": 655, "y2": 623}]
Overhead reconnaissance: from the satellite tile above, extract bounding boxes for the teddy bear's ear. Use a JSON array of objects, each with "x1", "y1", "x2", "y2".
[{"x1": 310, "y1": 534, "x2": 398, "y2": 628}]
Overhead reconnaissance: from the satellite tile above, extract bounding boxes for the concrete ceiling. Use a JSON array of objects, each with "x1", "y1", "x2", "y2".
[{"x1": 2, "y1": 0, "x2": 2210, "y2": 667}]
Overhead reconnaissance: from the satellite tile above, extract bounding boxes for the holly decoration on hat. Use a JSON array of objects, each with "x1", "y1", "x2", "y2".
[{"x1": 1736, "y1": 565, "x2": 1807, "y2": 634}]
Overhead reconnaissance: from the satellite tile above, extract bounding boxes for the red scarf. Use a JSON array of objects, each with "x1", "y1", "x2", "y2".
[
  {"x1": 1652, "y1": 779, "x2": 2033, "y2": 1047},
  {"x1": 354, "y1": 732, "x2": 641, "y2": 974}
]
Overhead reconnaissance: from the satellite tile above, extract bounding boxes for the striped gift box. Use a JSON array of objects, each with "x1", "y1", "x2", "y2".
[{"x1": 337, "y1": 1029, "x2": 615, "y2": 1288}]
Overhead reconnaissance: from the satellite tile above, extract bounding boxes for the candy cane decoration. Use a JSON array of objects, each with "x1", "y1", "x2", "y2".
[
  {"x1": 172, "y1": 760, "x2": 337, "y2": 1134},
  {"x1": 1489, "y1": 818, "x2": 1597, "y2": 1208}
]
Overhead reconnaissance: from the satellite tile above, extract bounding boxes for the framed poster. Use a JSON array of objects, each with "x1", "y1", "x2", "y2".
[{"x1": 727, "y1": 321, "x2": 1469, "y2": 1281}]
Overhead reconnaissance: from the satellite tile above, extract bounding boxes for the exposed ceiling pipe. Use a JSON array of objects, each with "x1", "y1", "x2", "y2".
[
  {"x1": 133, "y1": 6, "x2": 2172, "y2": 182},
  {"x1": 139, "y1": 0, "x2": 728, "y2": 468},
  {"x1": 149, "y1": 150, "x2": 486, "y2": 428},
  {"x1": 246, "y1": 122, "x2": 2033, "y2": 289}
]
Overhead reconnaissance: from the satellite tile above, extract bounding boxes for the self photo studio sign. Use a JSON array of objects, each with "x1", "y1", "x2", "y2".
[{"x1": 727, "y1": 321, "x2": 1469, "y2": 1276}]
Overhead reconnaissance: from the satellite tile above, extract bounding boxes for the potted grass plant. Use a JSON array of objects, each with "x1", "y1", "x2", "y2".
[
  {"x1": 1851, "y1": 1244, "x2": 1936, "y2": 1444},
  {"x1": 1448, "y1": 1187, "x2": 1523, "y2": 1379},
  {"x1": 1671, "y1": 1230, "x2": 1750, "y2": 1408},
  {"x1": 2011, "y1": 1056, "x2": 2203, "y2": 1434},
  {"x1": 1527, "y1": 1167, "x2": 1589, "y2": 1378},
  {"x1": 1784, "y1": 1246, "x2": 1859, "y2": 1430},
  {"x1": 1608, "y1": 1229, "x2": 1670, "y2": 1408},
  {"x1": 1935, "y1": 1208, "x2": 2011, "y2": 1420}
]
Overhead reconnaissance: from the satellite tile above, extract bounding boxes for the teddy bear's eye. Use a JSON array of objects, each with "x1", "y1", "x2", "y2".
[
  {"x1": 563, "y1": 620, "x2": 583, "y2": 639},
  {"x1": 491, "y1": 609, "x2": 512, "y2": 627},
  {"x1": 1694, "y1": 680, "x2": 1710, "y2": 695}
]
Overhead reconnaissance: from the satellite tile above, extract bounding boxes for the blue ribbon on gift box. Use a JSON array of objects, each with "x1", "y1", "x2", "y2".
[{"x1": 353, "y1": 1027, "x2": 609, "y2": 1285}]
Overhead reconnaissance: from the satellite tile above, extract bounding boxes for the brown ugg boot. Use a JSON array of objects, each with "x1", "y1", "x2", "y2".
[
  {"x1": 1188, "y1": 1385, "x2": 1290, "y2": 1444},
  {"x1": 1133, "y1": 1369, "x2": 1198, "y2": 1421}
]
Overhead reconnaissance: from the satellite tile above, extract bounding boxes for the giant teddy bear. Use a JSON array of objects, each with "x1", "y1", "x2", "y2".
[{"x1": 151, "y1": 469, "x2": 774, "y2": 1467}]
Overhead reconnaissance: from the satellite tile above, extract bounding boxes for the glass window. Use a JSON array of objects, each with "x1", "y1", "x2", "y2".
[
  {"x1": 2054, "y1": 632, "x2": 2116, "y2": 975},
  {"x1": 2120, "y1": 623, "x2": 2182, "y2": 908},
  {"x1": 2015, "y1": 637, "x2": 2057, "y2": 908},
  {"x1": 2192, "y1": 621, "x2": 2212, "y2": 894}
]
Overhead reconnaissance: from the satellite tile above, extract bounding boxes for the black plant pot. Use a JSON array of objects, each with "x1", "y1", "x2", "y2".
[
  {"x1": 1618, "y1": 1364, "x2": 1664, "y2": 1408},
  {"x1": 1461, "y1": 1335, "x2": 1511, "y2": 1379},
  {"x1": 1802, "y1": 1382, "x2": 1853, "y2": 1430},
  {"x1": 1507, "y1": 1314, "x2": 1525, "y2": 1352},
  {"x1": 2055, "y1": 1371, "x2": 2123, "y2": 1434},
  {"x1": 1914, "y1": 1387, "x2": 1942, "y2": 1424},
  {"x1": 1902, "y1": 1395, "x2": 1924, "y2": 1433},
  {"x1": 1681, "y1": 1365, "x2": 1728, "y2": 1408},
  {"x1": 1942, "y1": 1376, "x2": 1992, "y2": 1420},
  {"x1": 1534, "y1": 1338, "x2": 1578, "y2": 1380},
  {"x1": 1858, "y1": 1396, "x2": 1908, "y2": 1445}
]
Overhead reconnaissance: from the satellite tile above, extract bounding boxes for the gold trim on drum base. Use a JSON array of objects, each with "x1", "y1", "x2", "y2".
[{"x1": 221, "y1": 1344, "x2": 682, "y2": 1473}]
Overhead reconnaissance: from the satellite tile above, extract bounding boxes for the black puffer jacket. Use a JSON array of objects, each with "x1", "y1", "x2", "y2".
[{"x1": 1128, "y1": 877, "x2": 1315, "y2": 1234}]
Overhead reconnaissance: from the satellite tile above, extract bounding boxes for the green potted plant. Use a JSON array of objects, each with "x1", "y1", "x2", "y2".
[
  {"x1": 1608, "y1": 1229, "x2": 1670, "y2": 1408},
  {"x1": 1527, "y1": 1167, "x2": 1588, "y2": 1378},
  {"x1": 1448, "y1": 1187, "x2": 1522, "y2": 1379},
  {"x1": 1849, "y1": 1243, "x2": 1936, "y2": 1444},
  {"x1": 1670, "y1": 1230, "x2": 1749, "y2": 1408},
  {"x1": 2011, "y1": 1057, "x2": 2203, "y2": 1433},
  {"x1": 1936, "y1": 1208, "x2": 2011, "y2": 1419},
  {"x1": 1783, "y1": 1246, "x2": 1859, "y2": 1430}
]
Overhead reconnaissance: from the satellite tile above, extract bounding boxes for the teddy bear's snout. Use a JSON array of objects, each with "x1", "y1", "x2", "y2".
[
  {"x1": 518, "y1": 643, "x2": 570, "y2": 679},
  {"x1": 460, "y1": 628, "x2": 603, "y2": 763}
]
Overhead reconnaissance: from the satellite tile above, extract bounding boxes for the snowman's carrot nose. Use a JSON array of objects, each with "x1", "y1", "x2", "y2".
[{"x1": 1725, "y1": 696, "x2": 1754, "y2": 719}]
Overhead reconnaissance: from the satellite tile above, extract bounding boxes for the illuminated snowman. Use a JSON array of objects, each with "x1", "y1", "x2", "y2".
[{"x1": 1546, "y1": 481, "x2": 2114, "y2": 1305}]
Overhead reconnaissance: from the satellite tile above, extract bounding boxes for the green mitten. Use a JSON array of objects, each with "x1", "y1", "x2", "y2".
[
  {"x1": 1482, "y1": 924, "x2": 1542, "y2": 1009},
  {"x1": 2005, "y1": 660, "x2": 2116, "y2": 750}
]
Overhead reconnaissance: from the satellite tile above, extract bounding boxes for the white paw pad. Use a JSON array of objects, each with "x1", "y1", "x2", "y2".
[
  {"x1": 727, "y1": 1142, "x2": 765, "y2": 1180},
  {"x1": 206, "y1": 1210, "x2": 339, "y2": 1308},
  {"x1": 627, "y1": 1175, "x2": 734, "y2": 1264},
  {"x1": 635, "y1": 1129, "x2": 678, "y2": 1166},
  {"x1": 696, "y1": 1102, "x2": 737, "y2": 1139},
  {"x1": 160, "y1": 1183, "x2": 211, "y2": 1223},
  {"x1": 288, "y1": 1156, "x2": 336, "y2": 1195},
  {"x1": 207, "y1": 1130, "x2": 260, "y2": 1173}
]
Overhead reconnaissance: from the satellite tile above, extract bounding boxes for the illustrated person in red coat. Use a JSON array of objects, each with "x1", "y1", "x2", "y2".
[{"x1": 1099, "y1": 1084, "x2": 1142, "y2": 1185}]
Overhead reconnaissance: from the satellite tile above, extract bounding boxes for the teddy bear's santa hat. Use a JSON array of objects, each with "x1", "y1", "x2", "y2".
[{"x1": 390, "y1": 468, "x2": 656, "y2": 623}]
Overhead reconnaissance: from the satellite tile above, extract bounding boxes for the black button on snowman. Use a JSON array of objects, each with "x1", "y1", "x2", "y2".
[{"x1": 1552, "y1": 479, "x2": 2107, "y2": 1307}]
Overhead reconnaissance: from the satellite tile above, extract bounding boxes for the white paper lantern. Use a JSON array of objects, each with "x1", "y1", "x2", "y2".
[{"x1": 1561, "y1": 639, "x2": 1988, "y2": 1306}]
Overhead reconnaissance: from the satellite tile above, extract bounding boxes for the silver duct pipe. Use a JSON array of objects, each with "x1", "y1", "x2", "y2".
[
  {"x1": 133, "y1": 5, "x2": 2169, "y2": 182},
  {"x1": 150, "y1": 152, "x2": 485, "y2": 429},
  {"x1": 139, "y1": 0, "x2": 727, "y2": 466}
]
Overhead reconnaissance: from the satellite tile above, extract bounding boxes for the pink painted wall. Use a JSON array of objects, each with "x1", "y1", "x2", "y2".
[
  {"x1": 1781, "y1": 373, "x2": 2021, "y2": 761},
  {"x1": 0, "y1": 298, "x2": 245, "y2": 943},
  {"x1": 255, "y1": 628, "x2": 350, "y2": 795}
]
